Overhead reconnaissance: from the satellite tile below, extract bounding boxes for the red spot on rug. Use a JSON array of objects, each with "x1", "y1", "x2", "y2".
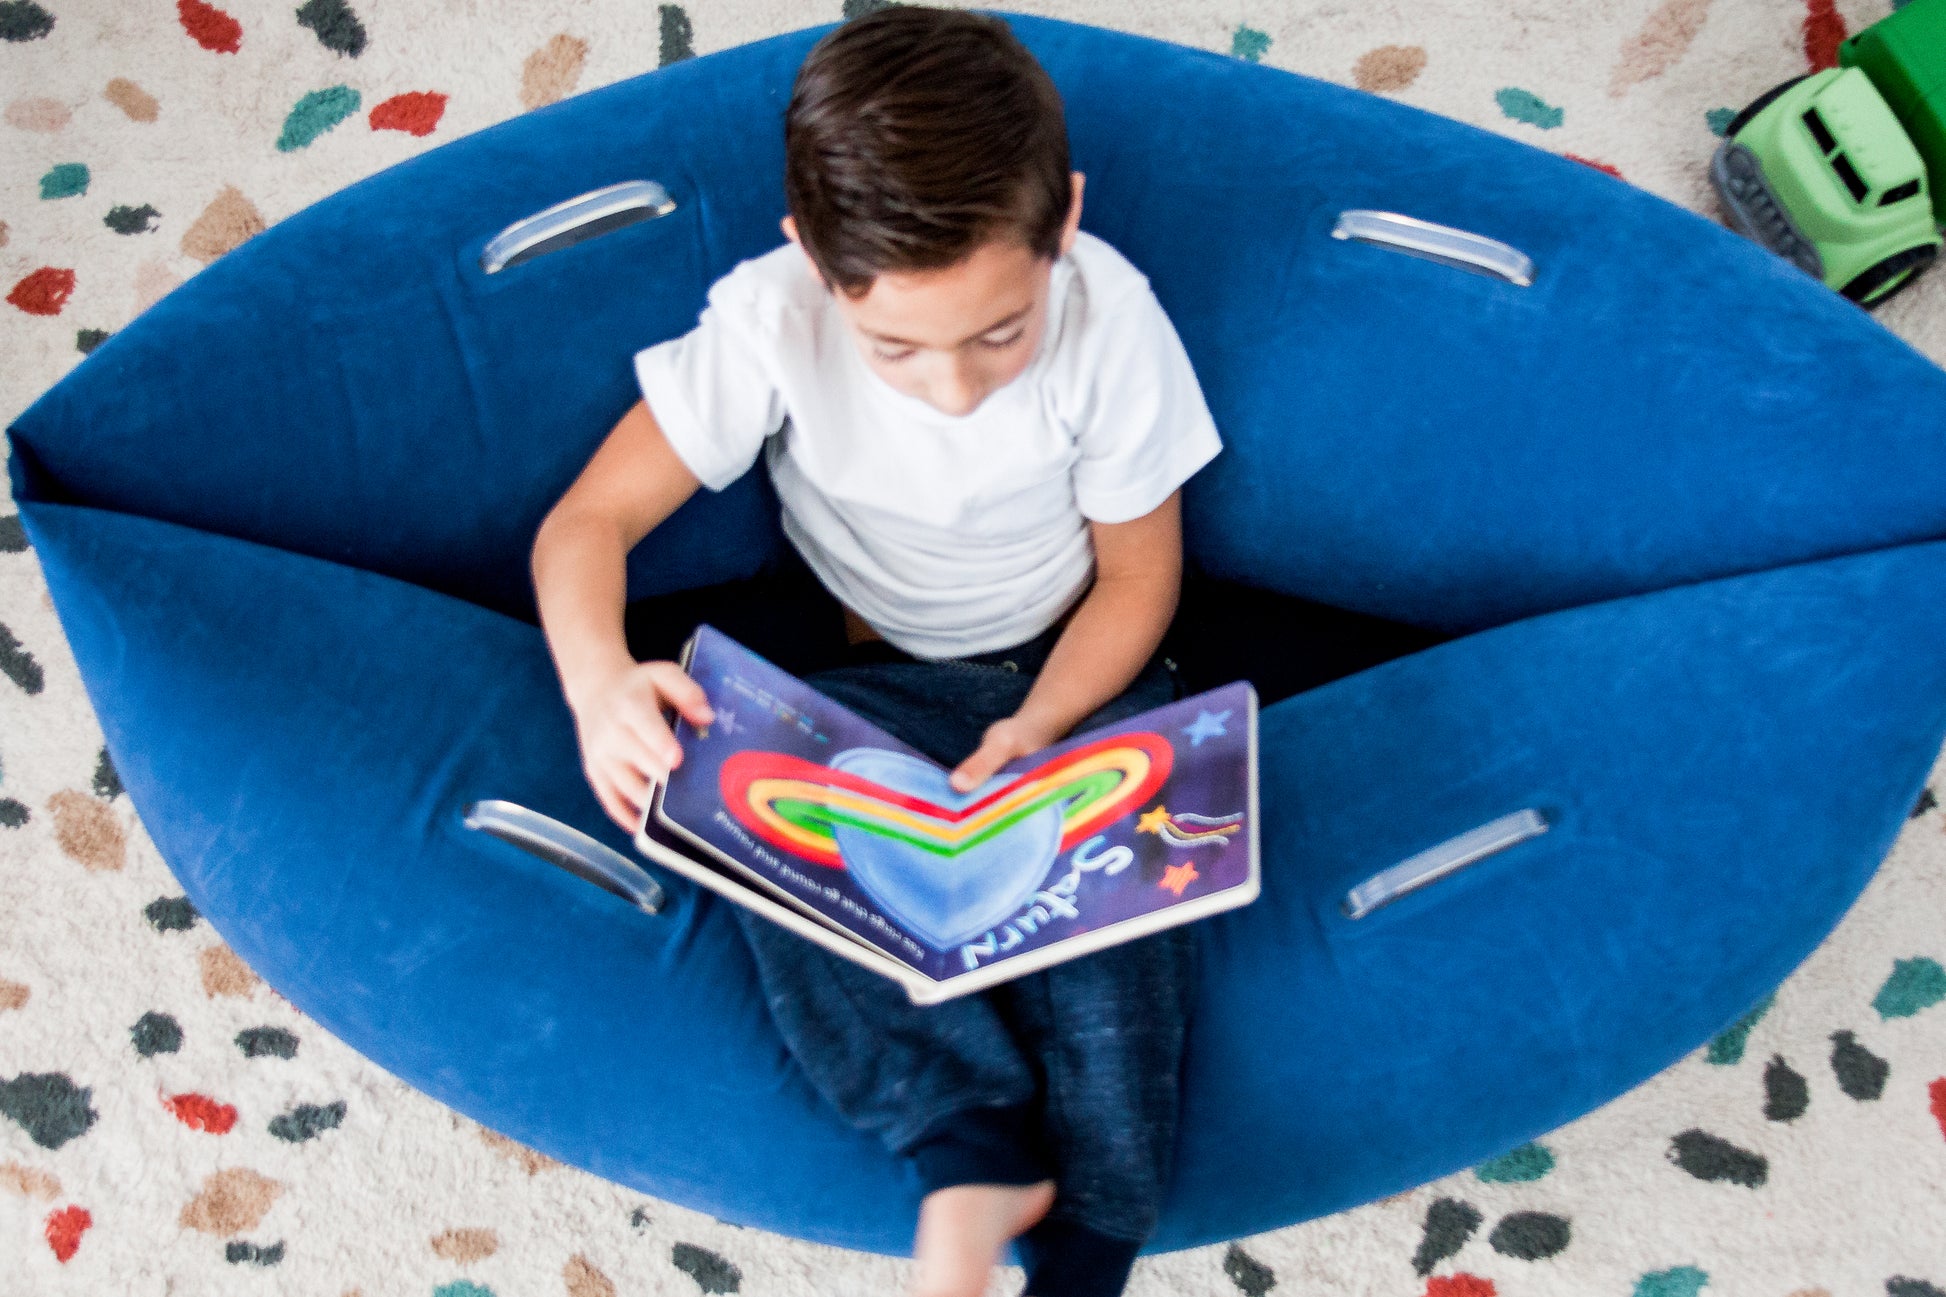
[
  {"x1": 1566, "y1": 153, "x2": 1624, "y2": 179},
  {"x1": 1803, "y1": 0, "x2": 1846, "y2": 72},
  {"x1": 178, "y1": 0, "x2": 242, "y2": 54},
  {"x1": 1929, "y1": 1076, "x2": 1946, "y2": 1140},
  {"x1": 1426, "y1": 1277, "x2": 1497, "y2": 1297},
  {"x1": 8, "y1": 267, "x2": 75, "y2": 316},
  {"x1": 165, "y1": 1092, "x2": 238, "y2": 1134},
  {"x1": 369, "y1": 91, "x2": 447, "y2": 137},
  {"x1": 45, "y1": 1205, "x2": 90, "y2": 1263}
]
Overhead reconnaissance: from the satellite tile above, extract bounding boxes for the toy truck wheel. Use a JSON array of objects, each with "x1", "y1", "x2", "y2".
[
  {"x1": 1725, "y1": 75, "x2": 1810, "y2": 139},
  {"x1": 1841, "y1": 243, "x2": 1940, "y2": 307}
]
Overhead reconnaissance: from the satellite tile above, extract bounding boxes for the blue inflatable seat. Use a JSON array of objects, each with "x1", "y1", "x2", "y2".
[{"x1": 12, "y1": 16, "x2": 1946, "y2": 1253}]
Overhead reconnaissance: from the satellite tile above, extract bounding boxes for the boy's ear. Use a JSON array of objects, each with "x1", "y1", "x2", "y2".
[
  {"x1": 780, "y1": 215, "x2": 829, "y2": 289},
  {"x1": 1058, "y1": 171, "x2": 1086, "y2": 257}
]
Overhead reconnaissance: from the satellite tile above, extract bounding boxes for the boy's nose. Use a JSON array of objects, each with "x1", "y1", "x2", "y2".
[{"x1": 928, "y1": 360, "x2": 983, "y2": 417}]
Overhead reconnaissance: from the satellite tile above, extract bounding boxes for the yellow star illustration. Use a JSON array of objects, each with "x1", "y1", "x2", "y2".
[{"x1": 1135, "y1": 805, "x2": 1172, "y2": 836}]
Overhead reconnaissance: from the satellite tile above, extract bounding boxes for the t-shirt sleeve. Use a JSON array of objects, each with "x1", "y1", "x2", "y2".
[
  {"x1": 1069, "y1": 285, "x2": 1224, "y2": 524},
  {"x1": 632, "y1": 284, "x2": 786, "y2": 492}
]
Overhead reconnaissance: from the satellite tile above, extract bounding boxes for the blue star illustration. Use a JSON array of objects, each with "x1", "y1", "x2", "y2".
[{"x1": 1182, "y1": 709, "x2": 1232, "y2": 747}]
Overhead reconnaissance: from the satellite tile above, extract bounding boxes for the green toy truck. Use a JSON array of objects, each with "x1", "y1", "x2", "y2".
[{"x1": 1712, "y1": 0, "x2": 1946, "y2": 307}]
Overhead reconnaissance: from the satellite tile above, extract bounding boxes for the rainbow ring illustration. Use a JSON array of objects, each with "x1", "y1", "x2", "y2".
[{"x1": 718, "y1": 733, "x2": 1174, "y2": 868}]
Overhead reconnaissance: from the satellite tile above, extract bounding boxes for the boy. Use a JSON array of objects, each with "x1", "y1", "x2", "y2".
[{"x1": 531, "y1": 8, "x2": 1220, "y2": 1294}]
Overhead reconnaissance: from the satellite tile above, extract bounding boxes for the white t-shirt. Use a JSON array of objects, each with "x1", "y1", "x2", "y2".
[{"x1": 633, "y1": 230, "x2": 1222, "y2": 659}]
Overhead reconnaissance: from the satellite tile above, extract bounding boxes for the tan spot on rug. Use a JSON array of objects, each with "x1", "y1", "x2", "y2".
[
  {"x1": 1352, "y1": 45, "x2": 1427, "y2": 93},
  {"x1": 48, "y1": 790, "x2": 125, "y2": 872},
  {"x1": 181, "y1": 187, "x2": 265, "y2": 263},
  {"x1": 134, "y1": 258, "x2": 180, "y2": 314},
  {"x1": 1610, "y1": 0, "x2": 1713, "y2": 96},
  {"x1": 521, "y1": 34, "x2": 589, "y2": 111},
  {"x1": 0, "y1": 219, "x2": 9, "y2": 250},
  {"x1": 104, "y1": 78, "x2": 160, "y2": 122},
  {"x1": 430, "y1": 1228, "x2": 499, "y2": 1263},
  {"x1": 180, "y1": 1167, "x2": 282, "y2": 1235},
  {"x1": 0, "y1": 979, "x2": 28, "y2": 1011},
  {"x1": 199, "y1": 944, "x2": 260, "y2": 998},
  {"x1": 0, "y1": 1162, "x2": 61, "y2": 1200},
  {"x1": 5, "y1": 97, "x2": 71, "y2": 132},
  {"x1": 565, "y1": 1254, "x2": 616, "y2": 1297},
  {"x1": 476, "y1": 1124, "x2": 560, "y2": 1174}
]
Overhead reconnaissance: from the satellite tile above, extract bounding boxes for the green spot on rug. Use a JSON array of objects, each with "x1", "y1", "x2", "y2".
[
  {"x1": 276, "y1": 86, "x2": 361, "y2": 152},
  {"x1": 1475, "y1": 1141, "x2": 1554, "y2": 1182},
  {"x1": 1706, "y1": 992, "x2": 1773, "y2": 1064},
  {"x1": 1635, "y1": 1265, "x2": 1709, "y2": 1297},
  {"x1": 1231, "y1": 25, "x2": 1270, "y2": 62},
  {"x1": 433, "y1": 1283, "x2": 494, "y2": 1297},
  {"x1": 1496, "y1": 87, "x2": 1564, "y2": 129},
  {"x1": 1705, "y1": 107, "x2": 1736, "y2": 136},
  {"x1": 39, "y1": 163, "x2": 88, "y2": 199},
  {"x1": 1873, "y1": 957, "x2": 1946, "y2": 1020}
]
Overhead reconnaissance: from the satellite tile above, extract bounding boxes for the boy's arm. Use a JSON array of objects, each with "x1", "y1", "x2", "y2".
[
  {"x1": 532, "y1": 399, "x2": 715, "y2": 829},
  {"x1": 947, "y1": 490, "x2": 1182, "y2": 792}
]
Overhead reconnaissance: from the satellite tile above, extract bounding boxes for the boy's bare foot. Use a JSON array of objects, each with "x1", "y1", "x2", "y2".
[{"x1": 910, "y1": 1179, "x2": 1056, "y2": 1297}]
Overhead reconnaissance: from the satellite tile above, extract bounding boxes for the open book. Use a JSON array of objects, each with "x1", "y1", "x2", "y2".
[{"x1": 635, "y1": 625, "x2": 1260, "y2": 1003}]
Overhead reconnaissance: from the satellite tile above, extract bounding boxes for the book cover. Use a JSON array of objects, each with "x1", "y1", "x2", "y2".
[{"x1": 638, "y1": 625, "x2": 1258, "y2": 1000}]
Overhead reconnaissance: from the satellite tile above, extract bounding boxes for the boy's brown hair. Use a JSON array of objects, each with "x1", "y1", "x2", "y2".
[{"x1": 784, "y1": 6, "x2": 1072, "y2": 298}]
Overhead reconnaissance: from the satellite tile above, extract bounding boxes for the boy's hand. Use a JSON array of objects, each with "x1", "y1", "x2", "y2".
[
  {"x1": 948, "y1": 713, "x2": 1065, "y2": 794},
  {"x1": 571, "y1": 661, "x2": 714, "y2": 832}
]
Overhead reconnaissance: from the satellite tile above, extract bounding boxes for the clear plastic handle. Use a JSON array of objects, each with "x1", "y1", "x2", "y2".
[
  {"x1": 479, "y1": 180, "x2": 677, "y2": 274},
  {"x1": 1342, "y1": 808, "x2": 1549, "y2": 919},
  {"x1": 463, "y1": 799, "x2": 665, "y2": 915},
  {"x1": 1331, "y1": 210, "x2": 1535, "y2": 287}
]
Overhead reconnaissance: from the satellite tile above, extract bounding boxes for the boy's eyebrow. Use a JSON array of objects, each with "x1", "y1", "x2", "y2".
[{"x1": 863, "y1": 305, "x2": 1032, "y2": 350}]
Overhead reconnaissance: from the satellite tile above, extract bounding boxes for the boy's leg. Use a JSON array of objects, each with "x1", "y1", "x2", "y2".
[{"x1": 1003, "y1": 662, "x2": 1193, "y2": 1297}]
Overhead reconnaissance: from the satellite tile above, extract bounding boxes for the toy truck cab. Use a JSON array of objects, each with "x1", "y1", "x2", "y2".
[{"x1": 1712, "y1": 0, "x2": 1946, "y2": 306}]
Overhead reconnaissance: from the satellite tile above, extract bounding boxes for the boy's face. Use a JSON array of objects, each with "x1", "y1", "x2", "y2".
[{"x1": 784, "y1": 172, "x2": 1085, "y2": 419}]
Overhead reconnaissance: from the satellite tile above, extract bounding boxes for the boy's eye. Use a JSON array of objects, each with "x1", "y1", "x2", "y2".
[
  {"x1": 872, "y1": 346, "x2": 917, "y2": 363},
  {"x1": 979, "y1": 329, "x2": 1025, "y2": 350}
]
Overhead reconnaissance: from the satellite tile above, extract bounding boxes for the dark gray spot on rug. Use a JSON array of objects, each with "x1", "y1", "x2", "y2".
[
  {"x1": 0, "y1": 798, "x2": 26, "y2": 828},
  {"x1": 1223, "y1": 1242, "x2": 1275, "y2": 1294},
  {"x1": 1, "y1": 623, "x2": 44, "y2": 695},
  {"x1": 1412, "y1": 1197, "x2": 1482, "y2": 1275},
  {"x1": 144, "y1": 895, "x2": 198, "y2": 932},
  {"x1": 269, "y1": 1100, "x2": 345, "y2": 1143},
  {"x1": 225, "y1": 1240, "x2": 285, "y2": 1265},
  {"x1": 295, "y1": 0, "x2": 365, "y2": 56},
  {"x1": 659, "y1": 4, "x2": 693, "y2": 66},
  {"x1": 0, "y1": 515, "x2": 25, "y2": 552},
  {"x1": 93, "y1": 748, "x2": 121, "y2": 798},
  {"x1": 630, "y1": 1206, "x2": 653, "y2": 1230},
  {"x1": 1910, "y1": 787, "x2": 1936, "y2": 818},
  {"x1": 1488, "y1": 1211, "x2": 1570, "y2": 1260},
  {"x1": 0, "y1": 1072, "x2": 98, "y2": 1149},
  {"x1": 131, "y1": 1011, "x2": 183, "y2": 1057},
  {"x1": 104, "y1": 204, "x2": 160, "y2": 234},
  {"x1": 1888, "y1": 1279, "x2": 1946, "y2": 1297},
  {"x1": 76, "y1": 328, "x2": 110, "y2": 354},
  {"x1": 1831, "y1": 1030, "x2": 1889, "y2": 1100},
  {"x1": 236, "y1": 1027, "x2": 299, "y2": 1059},
  {"x1": 672, "y1": 1241, "x2": 741, "y2": 1293},
  {"x1": 0, "y1": 0, "x2": 56, "y2": 41},
  {"x1": 1763, "y1": 1055, "x2": 1808, "y2": 1121},
  {"x1": 1668, "y1": 1129, "x2": 1767, "y2": 1187}
]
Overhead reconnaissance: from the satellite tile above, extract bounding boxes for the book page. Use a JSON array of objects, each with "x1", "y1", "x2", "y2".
[{"x1": 652, "y1": 626, "x2": 1259, "y2": 994}]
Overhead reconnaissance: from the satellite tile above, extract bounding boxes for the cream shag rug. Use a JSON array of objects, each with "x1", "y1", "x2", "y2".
[{"x1": 3, "y1": 1, "x2": 1946, "y2": 1294}]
